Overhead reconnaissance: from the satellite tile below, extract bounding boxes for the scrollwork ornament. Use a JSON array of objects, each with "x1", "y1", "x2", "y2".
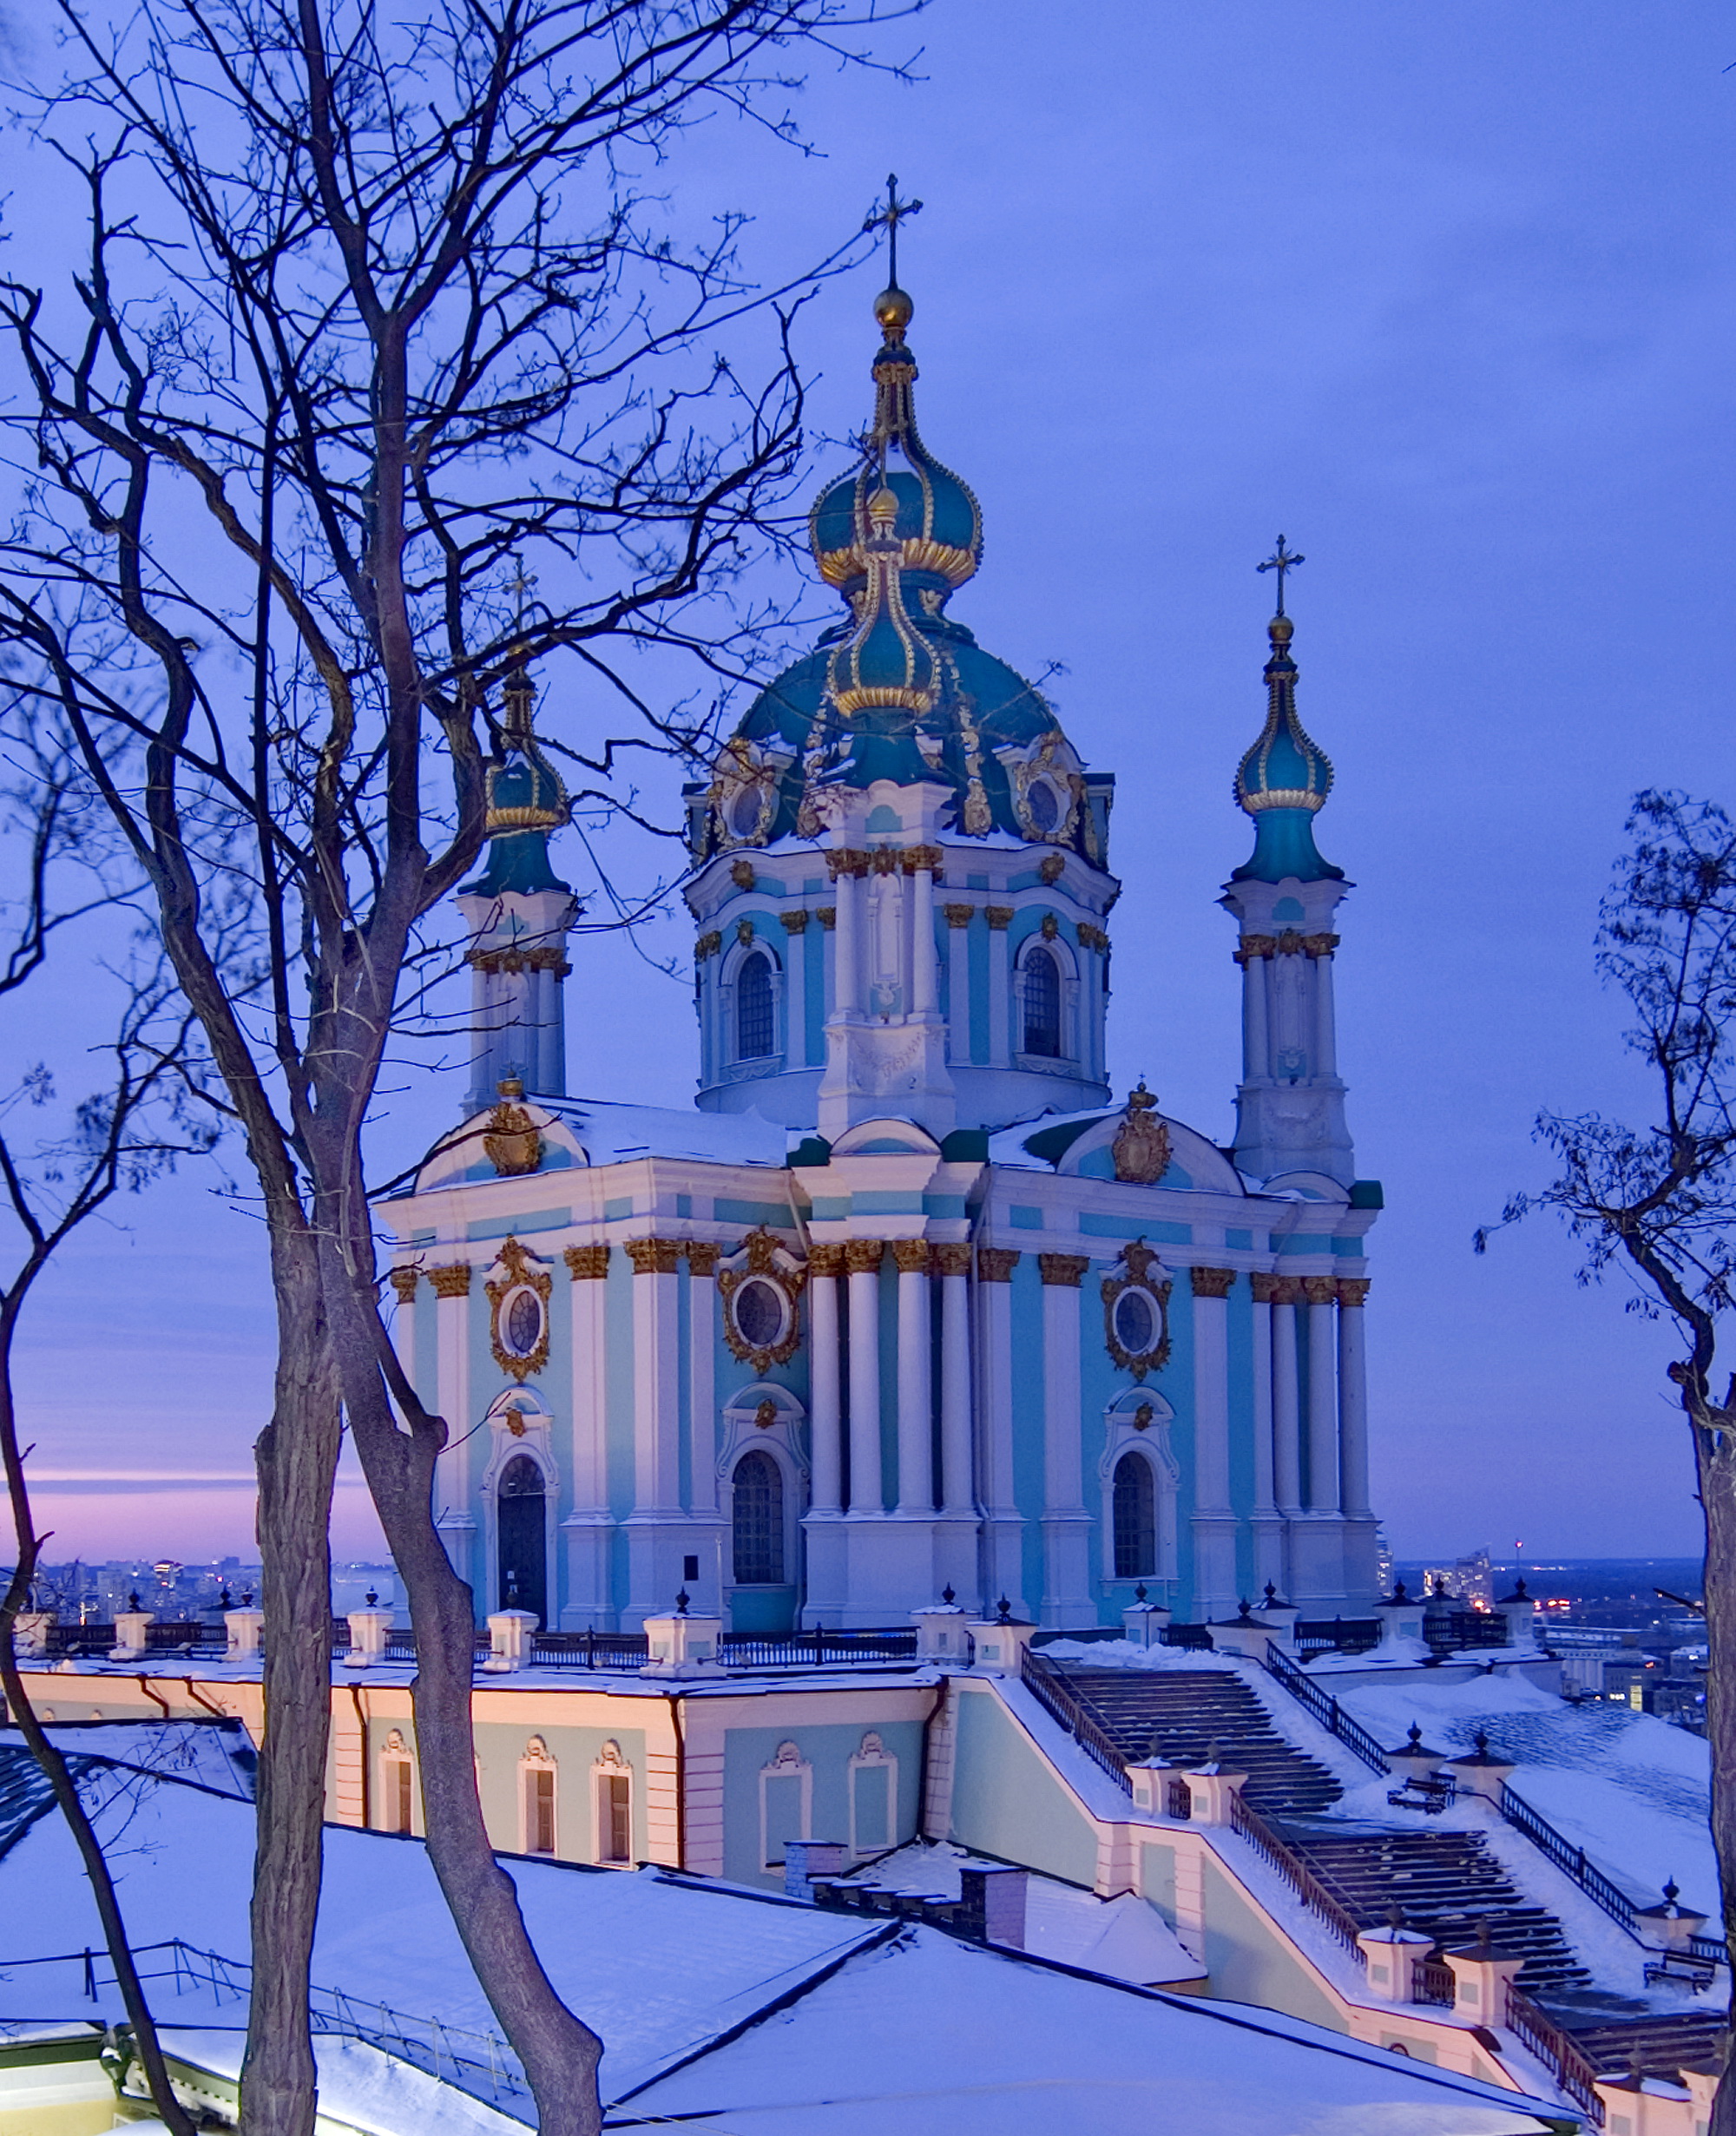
[
  {"x1": 485, "y1": 1236, "x2": 554, "y2": 1383},
  {"x1": 1111, "y1": 1081, "x2": 1172, "y2": 1185},
  {"x1": 716, "y1": 1226, "x2": 806, "y2": 1373},
  {"x1": 1101, "y1": 1239, "x2": 1173, "y2": 1381},
  {"x1": 483, "y1": 1081, "x2": 543, "y2": 1177}
]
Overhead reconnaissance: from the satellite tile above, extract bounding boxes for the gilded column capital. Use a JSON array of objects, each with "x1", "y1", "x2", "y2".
[
  {"x1": 387, "y1": 1266, "x2": 420, "y2": 1305},
  {"x1": 684, "y1": 1241, "x2": 723, "y2": 1278},
  {"x1": 1076, "y1": 923, "x2": 1108, "y2": 953},
  {"x1": 428, "y1": 1264, "x2": 473, "y2": 1300},
  {"x1": 779, "y1": 910, "x2": 810, "y2": 934},
  {"x1": 943, "y1": 902, "x2": 975, "y2": 930},
  {"x1": 844, "y1": 1239, "x2": 885, "y2": 1275},
  {"x1": 817, "y1": 905, "x2": 837, "y2": 931},
  {"x1": 931, "y1": 1242, "x2": 973, "y2": 1278},
  {"x1": 1233, "y1": 933, "x2": 1278, "y2": 966},
  {"x1": 564, "y1": 1244, "x2": 610, "y2": 1281},
  {"x1": 1302, "y1": 932, "x2": 1341, "y2": 959},
  {"x1": 1038, "y1": 1252, "x2": 1090, "y2": 1289},
  {"x1": 891, "y1": 1239, "x2": 933, "y2": 1274},
  {"x1": 904, "y1": 844, "x2": 944, "y2": 876},
  {"x1": 807, "y1": 1243, "x2": 846, "y2": 1279},
  {"x1": 825, "y1": 847, "x2": 871, "y2": 881},
  {"x1": 1337, "y1": 1277, "x2": 1371, "y2": 1308},
  {"x1": 1188, "y1": 1265, "x2": 1237, "y2": 1299},
  {"x1": 625, "y1": 1237, "x2": 683, "y2": 1276},
  {"x1": 1272, "y1": 1275, "x2": 1306, "y2": 1306},
  {"x1": 984, "y1": 905, "x2": 1015, "y2": 931},
  {"x1": 1250, "y1": 1272, "x2": 1282, "y2": 1305},
  {"x1": 1301, "y1": 1276, "x2": 1340, "y2": 1307},
  {"x1": 694, "y1": 930, "x2": 721, "y2": 960},
  {"x1": 976, "y1": 1247, "x2": 1020, "y2": 1283}
]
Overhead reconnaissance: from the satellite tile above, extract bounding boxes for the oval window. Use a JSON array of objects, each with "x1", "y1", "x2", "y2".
[
  {"x1": 1113, "y1": 1285, "x2": 1160, "y2": 1357},
  {"x1": 730, "y1": 785, "x2": 763, "y2": 837},
  {"x1": 1027, "y1": 779, "x2": 1060, "y2": 833},
  {"x1": 504, "y1": 1288, "x2": 544, "y2": 1357},
  {"x1": 733, "y1": 1276, "x2": 787, "y2": 1351}
]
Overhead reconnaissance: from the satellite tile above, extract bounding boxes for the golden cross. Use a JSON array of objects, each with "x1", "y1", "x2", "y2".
[
  {"x1": 1257, "y1": 536, "x2": 1305, "y2": 616},
  {"x1": 508, "y1": 556, "x2": 537, "y2": 637},
  {"x1": 863, "y1": 173, "x2": 923, "y2": 287}
]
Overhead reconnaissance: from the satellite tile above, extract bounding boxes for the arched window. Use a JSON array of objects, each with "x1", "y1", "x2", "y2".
[
  {"x1": 382, "y1": 1729, "x2": 415, "y2": 1837},
  {"x1": 1022, "y1": 946, "x2": 1062, "y2": 1058},
  {"x1": 595, "y1": 1742, "x2": 633, "y2": 1865},
  {"x1": 496, "y1": 1453, "x2": 547, "y2": 1627},
  {"x1": 1112, "y1": 1453, "x2": 1156, "y2": 1580},
  {"x1": 521, "y1": 1737, "x2": 556, "y2": 1857},
  {"x1": 732, "y1": 1449, "x2": 784, "y2": 1585},
  {"x1": 736, "y1": 950, "x2": 774, "y2": 1060}
]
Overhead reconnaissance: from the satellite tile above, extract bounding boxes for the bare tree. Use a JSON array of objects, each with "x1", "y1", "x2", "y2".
[
  {"x1": 1476, "y1": 789, "x2": 1736, "y2": 2123},
  {"x1": 0, "y1": 4, "x2": 910, "y2": 2132},
  {"x1": 0, "y1": 704, "x2": 217, "y2": 2136}
]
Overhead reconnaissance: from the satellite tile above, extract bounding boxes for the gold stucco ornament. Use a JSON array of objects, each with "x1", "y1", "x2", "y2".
[
  {"x1": 1111, "y1": 1081, "x2": 1171, "y2": 1185},
  {"x1": 483, "y1": 1077, "x2": 542, "y2": 1176}
]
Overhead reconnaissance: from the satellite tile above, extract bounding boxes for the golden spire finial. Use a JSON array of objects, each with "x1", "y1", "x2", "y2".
[{"x1": 864, "y1": 172, "x2": 922, "y2": 343}]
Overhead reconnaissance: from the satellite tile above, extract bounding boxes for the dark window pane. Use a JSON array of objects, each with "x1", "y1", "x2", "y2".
[
  {"x1": 506, "y1": 1289, "x2": 542, "y2": 1355},
  {"x1": 733, "y1": 1449, "x2": 784, "y2": 1584},
  {"x1": 1022, "y1": 948, "x2": 1061, "y2": 1057},
  {"x1": 737, "y1": 950, "x2": 774, "y2": 1059},
  {"x1": 1113, "y1": 1453, "x2": 1156, "y2": 1580},
  {"x1": 1028, "y1": 779, "x2": 1058, "y2": 832},
  {"x1": 1114, "y1": 1287, "x2": 1157, "y2": 1355},
  {"x1": 606, "y1": 1772, "x2": 631, "y2": 1862},
  {"x1": 734, "y1": 1277, "x2": 785, "y2": 1350}
]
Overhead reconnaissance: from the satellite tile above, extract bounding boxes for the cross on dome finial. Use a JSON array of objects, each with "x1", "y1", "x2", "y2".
[
  {"x1": 865, "y1": 173, "x2": 923, "y2": 343},
  {"x1": 508, "y1": 556, "x2": 538, "y2": 641},
  {"x1": 1257, "y1": 535, "x2": 1305, "y2": 617}
]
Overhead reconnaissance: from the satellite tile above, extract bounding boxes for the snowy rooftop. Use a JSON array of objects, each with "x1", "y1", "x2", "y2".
[{"x1": 0, "y1": 1739, "x2": 1573, "y2": 2136}]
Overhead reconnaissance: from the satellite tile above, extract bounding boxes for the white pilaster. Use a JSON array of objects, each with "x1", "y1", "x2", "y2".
[
  {"x1": 781, "y1": 915, "x2": 809, "y2": 1066},
  {"x1": 911, "y1": 865, "x2": 938, "y2": 1015},
  {"x1": 894, "y1": 1242, "x2": 933, "y2": 1514},
  {"x1": 1305, "y1": 1278, "x2": 1340, "y2": 1513},
  {"x1": 1038, "y1": 1256, "x2": 1094, "y2": 1628},
  {"x1": 1187, "y1": 1268, "x2": 1238, "y2": 1621},
  {"x1": 622, "y1": 1239, "x2": 685, "y2": 1626},
  {"x1": 845, "y1": 1242, "x2": 884, "y2": 1514},
  {"x1": 1337, "y1": 1279, "x2": 1370, "y2": 1520},
  {"x1": 1249, "y1": 1278, "x2": 1285, "y2": 1595},
  {"x1": 975, "y1": 1249, "x2": 1025, "y2": 1614},
  {"x1": 1269, "y1": 1280, "x2": 1302, "y2": 1517},
  {"x1": 1241, "y1": 946, "x2": 1270, "y2": 1081},
  {"x1": 430, "y1": 1262, "x2": 477, "y2": 1586},
  {"x1": 802, "y1": 1245, "x2": 846, "y2": 1628},
  {"x1": 987, "y1": 911, "x2": 1011, "y2": 1066},
  {"x1": 560, "y1": 1244, "x2": 614, "y2": 1628}
]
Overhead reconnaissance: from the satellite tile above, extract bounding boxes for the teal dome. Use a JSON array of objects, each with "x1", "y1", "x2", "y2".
[
  {"x1": 697, "y1": 289, "x2": 1101, "y2": 864},
  {"x1": 1231, "y1": 615, "x2": 1342, "y2": 884}
]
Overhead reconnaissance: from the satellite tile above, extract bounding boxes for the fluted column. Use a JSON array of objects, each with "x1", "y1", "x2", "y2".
[
  {"x1": 1337, "y1": 1278, "x2": 1371, "y2": 1518},
  {"x1": 894, "y1": 1240, "x2": 934, "y2": 1513},
  {"x1": 935, "y1": 1244, "x2": 974, "y2": 1513},
  {"x1": 1266, "y1": 1275, "x2": 1303, "y2": 1515},
  {"x1": 1304, "y1": 1277, "x2": 1340, "y2": 1512},
  {"x1": 806, "y1": 1245, "x2": 844, "y2": 1514},
  {"x1": 845, "y1": 1239, "x2": 884, "y2": 1512}
]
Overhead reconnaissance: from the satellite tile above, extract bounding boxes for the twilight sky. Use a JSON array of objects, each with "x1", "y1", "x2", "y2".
[{"x1": 8, "y1": 3, "x2": 1734, "y2": 1564}]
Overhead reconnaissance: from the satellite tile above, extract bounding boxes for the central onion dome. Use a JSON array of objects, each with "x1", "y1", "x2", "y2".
[
  {"x1": 1231, "y1": 613, "x2": 1342, "y2": 884},
  {"x1": 692, "y1": 283, "x2": 1103, "y2": 866}
]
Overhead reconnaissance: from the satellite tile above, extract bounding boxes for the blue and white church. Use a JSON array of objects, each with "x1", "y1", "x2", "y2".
[{"x1": 385, "y1": 275, "x2": 1384, "y2": 1634}]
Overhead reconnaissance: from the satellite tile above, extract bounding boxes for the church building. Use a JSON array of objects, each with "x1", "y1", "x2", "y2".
[{"x1": 384, "y1": 272, "x2": 1384, "y2": 1634}]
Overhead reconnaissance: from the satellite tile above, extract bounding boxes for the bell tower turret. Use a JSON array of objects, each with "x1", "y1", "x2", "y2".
[
  {"x1": 455, "y1": 655, "x2": 579, "y2": 1112},
  {"x1": 1220, "y1": 560, "x2": 1354, "y2": 1186}
]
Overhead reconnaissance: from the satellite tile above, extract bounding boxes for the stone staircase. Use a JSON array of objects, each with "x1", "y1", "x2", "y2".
[
  {"x1": 1053, "y1": 1666, "x2": 1343, "y2": 1816},
  {"x1": 1556, "y1": 2008, "x2": 1727, "y2": 2081},
  {"x1": 1277, "y1": 1824, "x2": 1590, "y2": 1995}
]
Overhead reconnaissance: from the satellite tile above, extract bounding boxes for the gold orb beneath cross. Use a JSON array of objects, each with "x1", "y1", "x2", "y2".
[{"x1": 874, "y1": 283, "x2": 914, "y2": 338}]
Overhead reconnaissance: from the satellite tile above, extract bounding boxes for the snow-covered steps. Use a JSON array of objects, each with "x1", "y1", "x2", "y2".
[{"x1": 1049, "y1": 1666, "x2": 1344, "y2": 1816}]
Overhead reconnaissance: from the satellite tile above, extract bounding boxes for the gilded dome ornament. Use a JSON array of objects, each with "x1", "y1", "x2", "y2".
[
  {"x1": 483, "y1": 1078, "x2": 543, "y2": 1176},
  {"x1": 1112, "y1": 1082, "x2": 1172, "y2": 1185}
]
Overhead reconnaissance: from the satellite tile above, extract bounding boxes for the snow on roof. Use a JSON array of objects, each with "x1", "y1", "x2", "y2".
[
  {"x1": 832, "y1": 1839, "x2": 1203, "y2": 1985},
  {"x1": 536, "y1": 1096, "x2": 791, "y2": 1169},
  {"x1": 158, "y1": 2030, "x2": 527, "y2": 2136},
  {"x1": 616, "y1": 1924, "x2": 1564, "y2": 2136},
  {"x1": 1335, "y1": 1674, "x2": 1716, "y2": 1917}
]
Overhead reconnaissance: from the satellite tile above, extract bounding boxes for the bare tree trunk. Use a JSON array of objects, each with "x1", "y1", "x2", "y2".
[
  {"x1": 1695, "y1": 1416, "x2": 1736, "y2": 2134},
  {"x1": 318, "y1": 1240, "x2": 604, "y2": 2136},
  {"x1": 240, "y1": 1222, "x2": 341, "y2": 2136}
]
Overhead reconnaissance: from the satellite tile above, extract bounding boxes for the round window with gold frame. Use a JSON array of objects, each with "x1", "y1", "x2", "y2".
[
  {"x1": 1101, "y1": 1240, "x2": 1173, "y2": 1382},
  {"x1": 486, "y1": 1237, "x2": 553, "y2": 1383}
]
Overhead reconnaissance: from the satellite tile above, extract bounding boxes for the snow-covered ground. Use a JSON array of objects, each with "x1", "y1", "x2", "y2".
[{"x1": 1332, "y1": 1673, "x2": 1715, "y2": 1918}]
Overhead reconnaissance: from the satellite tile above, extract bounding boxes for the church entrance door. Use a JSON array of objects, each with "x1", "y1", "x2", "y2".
[{"x1": 496, "y1": 1453, "x2": 548, "y2": 1627}]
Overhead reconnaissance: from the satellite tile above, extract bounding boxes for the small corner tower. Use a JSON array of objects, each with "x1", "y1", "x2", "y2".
[
  {"x1": 455, "y1": 654, "x2": 580, "y2": 1112},
  {"x1": 1220, "y1": 544, "x2": 1354, "y2": 1186}
]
